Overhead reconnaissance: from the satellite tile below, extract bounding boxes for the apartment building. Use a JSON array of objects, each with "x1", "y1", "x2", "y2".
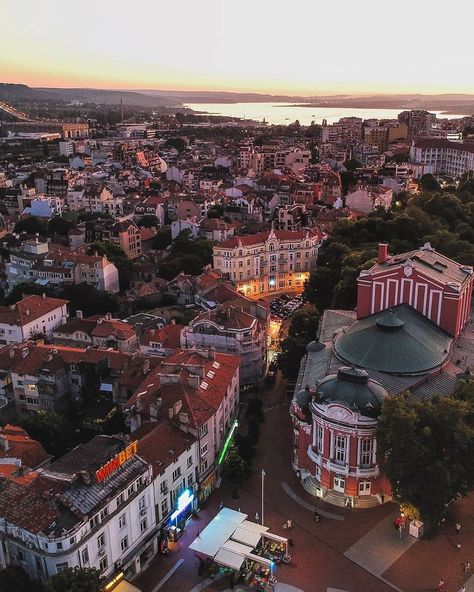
[
  {"x1": 181, "y1": 305, "x2": 267, "y2": 386},
  {"x1": 0, "y1": 295, "x2": 68, "y2": 345},
  {"x1": 85, "y1": 219, "x2": 142, "y2": 259},
  {"x1": 321, "y1": 117, "x2": 363, "y2": 145},
  {"x1": 398, "y1": 110, "x2": 435, "y2": 139},
  {"x1": 213, "y1": 228, "x2": 323, "y2": 297},
  {"x1": 0, "y1": 436, "x2": 156, "y2": 583},
  {"x1": 5, "y1": 239, "x2": 120, "y2": 294},
  {"x1": 126, "y1": 349, "x2": 240, "y2": 501},
  {"x1": 410, "y1": 139, "x2": 474, "y2": 177}
]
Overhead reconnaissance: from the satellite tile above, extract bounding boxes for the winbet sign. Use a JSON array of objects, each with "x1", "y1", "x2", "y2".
[{"x1": 95, "y1": 441, "x2": 138, "y2": 483}]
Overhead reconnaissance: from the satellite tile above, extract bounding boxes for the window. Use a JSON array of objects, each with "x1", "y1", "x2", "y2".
[
  {"x1": 99, "y1": 506, "x2": 108, "y2": 521},
  {"x1": 81, "y1": 547, "x2": 89, "y2": 565},
  {"x1": 99, "y1": 556, "x2": 108, "y2": 572},
  {"x1": 89, "y1": 514, "x2": 99, "y2": 530},
  {"x1": 334, "y1": 434, "x2": 347, "y2": 465},
  {"x1": 172, "y1": 467, "x2": 182, "y2": 481},
  {"x1": 160, "y1": 480, "x2": 168, "y2": 495},
  {"x1": 316, "y1": 425, "x2": 323, "y2": 454},
  {"x1": 17, "y1": 549, "x2": 25, "y2": 562},
  {"x1": 127, "y1": 484, "x2": 135, "y2": 497},
  {"x1": 97, "y1": 533, "x2": 105, "y2": 549},
  {"x1": 69, "y1": 536, "x2": 75, "y2": 545},
  {"x1": 187, "y1": 474, "x2": 194, "y2": 487},
  {"x1": 139, "y1": 496, "x2": 145, "y2": 510},
  {"x1": 198, "y1": 424, "x2": 208, "y2": 437},
  {"x1": 119, "y1": 514, "x2": 126, "y2": 529},
  {"x1": 116, "y1": 493, "x2": 125, "y2": 507},
  {"x1": 187, "y1": 456, "x2": 193, "y2": 468},
  {"x1": 360, "y1": 439, "x2": 373, "y2": 468},
  {"x1": 120, "y1": 536, "x2": 129, "y2": 552},
  {"x1": 56, "y1": 562, "x2": 69, "y2": 574},
  {"x1": 140, "y1": 518, "x2": 148, "y2": 533},
  {"x1": 200, "y1": 443, "x2": 208, "y2": 457},
  {"x1": 56, "y1": 541, "x2": 63, "y2": 550},
  {"x1": 161, "y1": 498, "x2": 168, "y2": 515}
]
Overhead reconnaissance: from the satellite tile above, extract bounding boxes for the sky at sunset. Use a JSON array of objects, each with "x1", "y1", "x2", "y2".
[{"x1": 2, "y1": 0, "x2": 473, "y2": 95}]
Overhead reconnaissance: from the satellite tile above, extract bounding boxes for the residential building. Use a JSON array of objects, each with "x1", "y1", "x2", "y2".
[
  {"x1": 345, "y1": 185, "x2": 393, "y2": 214},
  {"x1": 0, "y1": 435, "x2": 156, "y2": 582},
  {"x1": 0, "y1": 424, "x2": 49, "y2": 469},
  {"x1": 0, "y1": 295, "x2": 68, "y2": 345},
  {"x1": 181, "y1": 305, "x2": 267, "y2": 385},
  {"x1": 410, "y1": 138, "x2": 474, "y2": 177},
  {"x1": 171, "y1": 217, "x2": 200, "y2": 240},
  {"x1": 5, "y1": 239, "x2": 120, "y2": 294},
  {"x1": 85, "y1": 219, "x2": 142, "y2": 259},
  {"x1": 53, "y1": 314, "x2": 138, "y2": 352},
  {"x1": 126, "y1": 349, "x2": 240, "y2": 501},
  {"x1": 213, "y1": 228, "x2": 323, "y2": 297},
  {"x1": 138, "y1": 323, "x2": 184, "y2": 357},
  {"x1": 398, "y1": 110, "x2": 435, "y2": 139}
]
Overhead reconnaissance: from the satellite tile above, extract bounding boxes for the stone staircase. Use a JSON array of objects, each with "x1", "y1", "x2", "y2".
[{"x1": 302, "y1": 477, "x2": 384, "y2": 509}]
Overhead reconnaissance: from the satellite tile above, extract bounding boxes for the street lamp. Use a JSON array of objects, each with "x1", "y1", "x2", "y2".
[{"x1": 261, "y1": 469, "x2": 266, "y2": 526}]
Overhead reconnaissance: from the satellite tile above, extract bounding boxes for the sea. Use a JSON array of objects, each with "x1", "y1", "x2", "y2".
[{"x1": 184, "y1": 102, "x2": 463, "y2": 126}]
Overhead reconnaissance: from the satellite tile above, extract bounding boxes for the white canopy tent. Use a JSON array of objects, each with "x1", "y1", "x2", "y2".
[{"x1": 189, "y1": 507, "x2": 286, "y2": 575}]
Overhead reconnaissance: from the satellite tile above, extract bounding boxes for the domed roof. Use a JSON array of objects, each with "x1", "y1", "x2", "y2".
[
  {"x1": 315, "y1": 367, "x2": 388, "y2": 418},
  {"x1": 334, "y1": 305, "x2": 452, "y2": 375}
]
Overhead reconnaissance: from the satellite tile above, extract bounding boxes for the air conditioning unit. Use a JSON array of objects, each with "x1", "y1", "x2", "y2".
[
  {"x1": 98, "y1": 547, "x2": 106, "y2": 557},
  {"x1": 140, "y1": 509, "x2": 147, "y2": 517}
]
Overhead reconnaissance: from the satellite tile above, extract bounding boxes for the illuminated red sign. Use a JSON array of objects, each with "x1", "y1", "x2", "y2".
[{"x1": 95, "y1": 441, "x2": 138, "y2": 483}]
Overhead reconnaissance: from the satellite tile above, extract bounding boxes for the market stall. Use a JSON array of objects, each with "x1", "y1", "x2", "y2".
[{"x1": 189, "y1": 508, "x2": 286, "y2": 590}]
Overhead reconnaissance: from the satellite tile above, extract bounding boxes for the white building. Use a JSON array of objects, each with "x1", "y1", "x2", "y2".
[
  {"x1": 410, "y1": 139, "x2": 474, "y2": 177},
  {"x1": 0, "y1": 436, "x2": 157, "y2": 583},
  {"x1": 0, "y1": 295, "x2": 69, "y2": 344},
  {"x1": 171, "y1": 217, "x2": 200, "y2": 240}
]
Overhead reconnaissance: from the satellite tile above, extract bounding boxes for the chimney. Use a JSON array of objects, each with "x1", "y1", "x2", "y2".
[
  {"x1": 378, "y1": 243, "x2": 388, "y2": 264},
  {"x1": 76, "y1": 310, "x2": 83, "y2": 319},
  {"x1": 42, "y1": 292, "x2": 46, "y2": 299},
  {"x1": 0, "y1": 433, "x2": 9, "y2": 451}
]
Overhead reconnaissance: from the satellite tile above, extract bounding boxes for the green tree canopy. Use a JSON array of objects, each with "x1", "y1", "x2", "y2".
[
  {"x1": 223, "y1": 446, "x2": 250, "y2": 497},
  {"x1": 0, "y1": 566, "x2": 43, "y2": 592},
  {"x1": 376, "y1": 383, "x2": 474, "y2": 524},
  {"x1": 46, "y1": 566, "x2": 104, "y2": 592},
  {"x1": 14, "y1": 216, "x2": 47, "y2": 235},
  {"x1": 418, "y1": 173, "x2": 441, "y2": 192},
  {"x1": 136, "y1": 215, "x2": 159, "y2": 228},
  {"x1": 18, "y1": 410, "x2": 74, "y2": 458},
  {"x1": 48, "y1": 216, "x2": 74, "y2": 237},
  {"x1": 87, "y1": 242, "x2": 132, "y2": 291}
]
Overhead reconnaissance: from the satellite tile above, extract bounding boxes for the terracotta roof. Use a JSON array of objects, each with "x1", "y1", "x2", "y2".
[
  {"x1": 141, "y1": 324, "x2": 184, "y2": 349},
  {"x1": 0, "y1": 425, "x2": 49, "y2": 468},
  {"x1": 135, "y1": 420, "x2": 196, "y2": 478},
  {"x1": 140, "y1": 228, "x2": 157, "y2": 242},
  {"x1": 0, "y1": 295, "x2": 68, "y2": 327},
  {"x1": 215, "y1": 228, "x2": 321, "y2": 249},
  {"x1": 190, "y1": 306, "x2": 255, "y2": 332},
  {"x1": 91, "y1": 319, "x2": 137, "y2": 340},
  {"x1": 368, "y1": 244, "x2": 473, "y2": 287},
  {"x1": 413, "y1": 139, "x2": 474, "y2": 153}
]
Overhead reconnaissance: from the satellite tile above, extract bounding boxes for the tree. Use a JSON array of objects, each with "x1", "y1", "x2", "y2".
[
  {"x1": 164, "y1": 137, "x2": 186, "y2": 152},
  {"x1": 222, "y1": 446, "x2": 250, "y2": 498},
  {"x1": 18, "y1": 411, "x2": 74, "y2": 458},
  {"x1": 14, "y1": 216, "x2": 47, "y2": 235},
  {"x1": 247, "y1": 415, "x2": 261, "y2": 445},
  {"x1": 0, "y1": 566, "x2": 43, "y2": 592},
  {"x1": 152, "y1": 226, "x2": 172, "y2": 250},
  {"x1": 376, "y1": 385, "x2": 474, "y2": 525},
  {"x1": 208, "y1": 205, "x2": 224, "y2": 219},
  {"x1": 277, "y1": 336, "x2": 308, "y2": 381},
  {"x1": 343, "y1": 158, "x2": 362, "y2": 172},
  {"x1": 136, "y1": 215, "x2": 159, "y2": 228},
  {"x1": 46, "y1": 567, "x2": 103, "y2": 592},
  {"x1": 60, "y1": 283, "x2": 120, "y2": 317},
  {"x1": 418, "y1": 173, "x2": 441, "y2": 193},
  {"x1": 87, "y1": 242, "x2": 132, "y2": 291},
  {"x1": 48, "y1": 216, "x2": 74, "y2": 237},
  {"x1": 288, "y1": 305, "x2": 320, "y2": 341}
]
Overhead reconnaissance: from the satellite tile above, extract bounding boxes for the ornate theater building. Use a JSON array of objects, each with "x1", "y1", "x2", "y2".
[{"x1": 291, "y1": 243, "x2": 474, "y2": 508}]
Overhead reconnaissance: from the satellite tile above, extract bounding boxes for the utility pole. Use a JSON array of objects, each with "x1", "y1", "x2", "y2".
[{"x1": 261, "y1": 469, "x2": 265, "y2": 525}]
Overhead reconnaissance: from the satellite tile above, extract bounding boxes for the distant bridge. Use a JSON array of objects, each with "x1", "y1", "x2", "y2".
[{"x1": 0, "y1": 100, "x2": 37, "y2": 122}]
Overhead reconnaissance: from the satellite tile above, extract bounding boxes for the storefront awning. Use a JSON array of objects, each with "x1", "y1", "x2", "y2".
[
  {"x1": 214, "y1": 548, "x2": 245, "y2": 571},
  {"x1": 231, "y1": 527, "x2": 262, "y2": 548},
  {"x1": 240, "y1": 520, "x2": 269, "y2": 534},
  {"x1": 222, "y1": 539, "x2": 255, "y2": 555},
  {"x1": 189, "y1": 508, "x2": 248, "y2": 557}
]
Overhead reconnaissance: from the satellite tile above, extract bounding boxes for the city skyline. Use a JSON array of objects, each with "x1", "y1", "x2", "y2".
[{"x1": 2, "y1": 0, "x2": 474, "y2": 95}]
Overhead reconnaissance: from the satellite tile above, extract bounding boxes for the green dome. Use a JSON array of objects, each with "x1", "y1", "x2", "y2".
[
  {"x1": 334, "y1": 305, "x2": 452, "y2": 375},
  {"x1": 316, "y1": 367, "x2": 388, "y2": 418}
]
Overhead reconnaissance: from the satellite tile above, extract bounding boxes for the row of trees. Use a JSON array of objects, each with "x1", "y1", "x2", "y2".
[
  {"x1": 157, "y1": 230, "x2": 213, "y2": 280},
  {"x1": 0, "y1": 566, "x2": 102, "y2": 592}
]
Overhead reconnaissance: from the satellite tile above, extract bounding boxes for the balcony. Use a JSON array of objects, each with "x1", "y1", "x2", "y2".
[
  {"x1": 326, "y1": 459, "x2": 349, "y2": 476},
  {"x1": 307, "y1": 445, "x2": 322, "y2": 466}
]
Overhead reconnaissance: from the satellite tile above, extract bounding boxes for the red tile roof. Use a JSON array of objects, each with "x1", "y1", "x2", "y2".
[
  {"x1": 140, "y1": 324, "x2": 184, "y2": 349},
  {"x1": 0, "y1": 425, "x2": 49, "y2": 468},
  {"x1": 215, "y1": 228, "x2": 322, "y2": 249},
  {"x1": 0, "y1": 295, "x2": 68, "y2": 326}
]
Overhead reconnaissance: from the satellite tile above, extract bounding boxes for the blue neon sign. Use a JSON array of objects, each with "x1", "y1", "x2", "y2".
[{"x1": 170, "y1": 489, "x2": 194, "y2": 521}]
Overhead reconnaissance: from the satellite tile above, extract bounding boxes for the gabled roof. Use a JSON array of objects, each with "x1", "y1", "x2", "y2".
[
  {"x1": 0, "y1": 295, "x2": 68, "y2": 327},
  {"x1": 215, "y1": 228, "x2": 321, "y2": 249},
  {"x1": 0, "y1": 425, "x2": 49, "y2": 469}
]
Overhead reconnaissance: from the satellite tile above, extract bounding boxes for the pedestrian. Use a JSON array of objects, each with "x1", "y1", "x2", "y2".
[
  {"x1": 464, "y1": 561, "x2": 471, "y2": 574},
  {"x1": 456, "y1": 522, "x2": 461, "y2": 536},
  {"x1": 380, "y1": 492, "x2": 385, "y2": 504},
  {"x1": 399, "y1": 523, "x2": 404, "y2": 539},
  {"x1": 438, "y1": 579, "x2": 445, "y2": 591},
  {"x1": 219, "y1": 500, "x2": 224, "y2": 511},
  {"x1": 460, "y1": 586, "x2": 466, "y2": 592},
  {"x1": 457, "y1": 541, "x2": 462, "y2": 551},
  {"x1": 287, "y1": 519, "x2": 293, "y2": 530},
  {"x1": 314, "y1": 509, "x2": 320, "y2": 522},
  {"x1": 255, "y1": 512, "x2": 260, "y2": 523}
]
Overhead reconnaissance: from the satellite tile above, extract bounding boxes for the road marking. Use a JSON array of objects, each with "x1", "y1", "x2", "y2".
[
  {"x1": 189, "y1": 572, "x2": 226, "y2": 592},
  {"x1": 151, "y1": 559, "x2": 184, "y2": 592},
  {"x1": 281, "y1": 482, "x2": 344, "y2": 521}
]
